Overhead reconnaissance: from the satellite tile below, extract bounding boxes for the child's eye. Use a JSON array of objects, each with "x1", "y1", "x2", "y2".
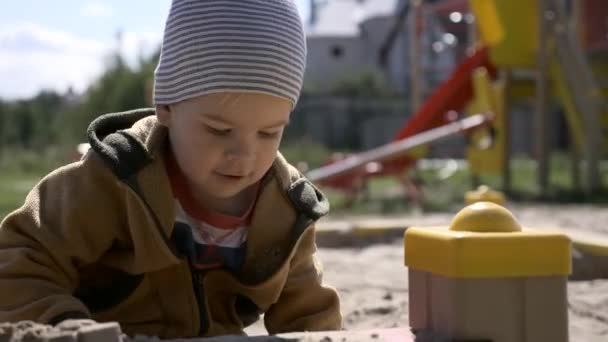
[
  {"x1": 258, "y1": 131, "x2": 281, "y2": 139},
  {"x1": 205, "y1": 125, "x2": 231, "y2": 136}
]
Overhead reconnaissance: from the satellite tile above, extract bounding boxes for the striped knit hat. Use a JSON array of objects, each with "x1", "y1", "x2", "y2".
[{"x1": 153, "y1": 0, "x2": 307, "y2": 108}]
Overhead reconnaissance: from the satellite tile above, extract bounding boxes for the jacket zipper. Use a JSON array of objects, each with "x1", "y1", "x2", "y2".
[{"x1": 189, "y1": 266, "x2": 209, "y2": 336}]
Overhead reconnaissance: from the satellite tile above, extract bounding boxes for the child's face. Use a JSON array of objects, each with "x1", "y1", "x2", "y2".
[{"x1": 157, "y1": 92, "x2": 291, "y2": 200}]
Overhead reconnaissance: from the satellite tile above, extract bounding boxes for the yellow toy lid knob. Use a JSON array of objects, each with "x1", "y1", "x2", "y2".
[{"x1": 450, "y1": 201, "x2": 522, "y2": 233}]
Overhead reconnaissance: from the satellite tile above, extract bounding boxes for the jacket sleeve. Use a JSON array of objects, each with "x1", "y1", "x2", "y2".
[
  {"x1": 264, "y1": 225, "x2": 342, "y2": 334},
  {"x1": 0, "y1": 154, "x2": 125, "y2": 324}
]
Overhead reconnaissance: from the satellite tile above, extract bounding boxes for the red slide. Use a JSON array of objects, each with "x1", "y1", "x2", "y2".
[
  {"x1": 383, "y1": 46, "x2": 497, "y2": 171},
  {"x1": 395, "y1": 46, "x2": 496, "y2": 140},
  {"x1": 317, "y1": 46, "x2": 496, "y2": 190}
]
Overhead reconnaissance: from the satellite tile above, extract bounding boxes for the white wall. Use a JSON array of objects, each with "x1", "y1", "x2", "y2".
[{"x1": 305, "y1": 36, "x2": 380, "y2": 92}]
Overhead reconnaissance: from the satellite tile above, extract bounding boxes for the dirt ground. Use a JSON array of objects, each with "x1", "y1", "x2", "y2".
[{"x1": 245, "y1": 203, "x2": 608, "y2": 342}]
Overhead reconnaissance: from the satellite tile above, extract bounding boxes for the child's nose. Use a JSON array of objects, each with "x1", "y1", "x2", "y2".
[{"x1": 225, "y1": 141, "x2": 255, "y2": 160}]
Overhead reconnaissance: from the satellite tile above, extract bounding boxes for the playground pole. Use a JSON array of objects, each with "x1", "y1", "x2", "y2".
[
  {"x1": 562, "y1": 0, "x2": 582, "y2": 192},
  {"x1": 571, "y1": 0, "x2": 582, "y2": 44},
  {"x1": 571, "y1": 132, "x2": 582, "y2": 190},
  {"x1": 501, "y1": 70, "x2": 513, "y2": 194},
  {"x1": 409, "y1": 0, "x2": 423, "y2": 113},
  {"x1": 536, "y1": 0, "x2": 551, "y2": 197},
  {"x1": 307, "y1": 114, "x2": 491, "y2": 183},
  {"x1": 551, "y1": 0, "x2": 602, "y2": 194},
  {"x1": 564, "y1": 0, "x2": 602, "y2": 195}
]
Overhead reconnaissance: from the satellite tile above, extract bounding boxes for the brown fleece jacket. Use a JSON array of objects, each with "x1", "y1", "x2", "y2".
[{"x1": 0, "y1": 109, "x2": 342, "y2": 338}]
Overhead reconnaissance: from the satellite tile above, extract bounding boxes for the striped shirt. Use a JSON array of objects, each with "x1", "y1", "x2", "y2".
[{"x1": 166, "y1": 151, "x2": 254, "y2": 272}]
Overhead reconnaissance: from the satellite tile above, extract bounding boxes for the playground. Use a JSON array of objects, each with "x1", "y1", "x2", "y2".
[
  {"x1": 311, "y1": 0, "x2": 607, "y2": 202},
  {"x1": 259, "y1": 0, "x2": 608, "y2": 340}
]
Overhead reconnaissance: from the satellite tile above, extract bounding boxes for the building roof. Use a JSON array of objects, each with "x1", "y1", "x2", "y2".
[{"x1": 306, "y1": 0, "x2": 401, "y2": 37}]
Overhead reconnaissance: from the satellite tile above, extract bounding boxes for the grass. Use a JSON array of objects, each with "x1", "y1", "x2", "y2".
[
  {"x1": 1, "y1": 144, "x2": 607, "y2": 221},
  {"x1": 317, "y1": 154, "x2": 608, "y2": 215},
  {"x1": 0, "y1": 172, "x2": 43, "y2": 220},
  {"x1": 0, "y1": 147, "x2": 70, "y2": 221}
]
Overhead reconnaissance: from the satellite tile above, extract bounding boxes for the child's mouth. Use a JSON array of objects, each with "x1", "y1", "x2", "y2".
[{"x1": 216, "y1": 172, "x2": 246, "y2": 180}]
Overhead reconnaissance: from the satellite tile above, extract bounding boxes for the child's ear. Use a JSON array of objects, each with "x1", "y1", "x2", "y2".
[{"x1": 156, "y1": 104, "x2": 171, "y2": 126}]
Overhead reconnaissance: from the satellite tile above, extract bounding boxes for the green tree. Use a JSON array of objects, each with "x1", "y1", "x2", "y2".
[
  {"x1": 12, "y1": 101, "x2": 34, "y2": 148},
  {"x1": 62, "y1": 50, "x2": 160, "y2": 143},
  {"x1": 29, "y1": 91, "x2": 64, "y2": 148}
]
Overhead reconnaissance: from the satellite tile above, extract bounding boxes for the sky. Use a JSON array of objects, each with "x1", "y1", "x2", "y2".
[{"x1": 0, "y1": 0, "x2": 310, "y2": 100}]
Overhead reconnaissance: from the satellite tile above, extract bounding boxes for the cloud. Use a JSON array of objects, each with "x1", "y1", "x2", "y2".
[
  {"x1": 0, "y1": 23, "x2": 105, "y2": 53},
  {"x1": 0, "y1": 23, "x2": 161, "y2": 100},
  {"x1": 0, "y1": 23, "x2": 108, "y2": 99},
  {"x1": 117, "y1": 30, "x2": 162, "y2": 66},
  {"x1": 81, "y1": 2, "x2": 115, "y2": 18}
]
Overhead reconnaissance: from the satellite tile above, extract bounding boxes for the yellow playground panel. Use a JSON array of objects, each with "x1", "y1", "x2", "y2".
[
  {"x1": 468, "y1": 0, "x2": 606, "y2": 159},
  {"x1": 469, "y1": 0, "x2": 539, "y2": 67},
  {"x1": 466, "y1": 67, "x2": 506, "y2": 176}
]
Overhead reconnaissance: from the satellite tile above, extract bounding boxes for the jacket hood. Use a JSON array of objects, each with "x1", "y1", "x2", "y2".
[{"x1": 87, "y1": 108, "x2": 159, "y2": 180}]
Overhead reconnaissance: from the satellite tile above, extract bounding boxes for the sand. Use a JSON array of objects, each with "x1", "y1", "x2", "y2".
[
  {"x1": 1, "y1": 204, "x2": 605, "y2": 341},
  {"x1": 245, "y1": 203, "x2": 608, "y2": 342}
]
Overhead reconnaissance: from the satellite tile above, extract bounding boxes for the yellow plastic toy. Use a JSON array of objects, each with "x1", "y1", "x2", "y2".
[{"x1": 405, "y1": 202, "x2": 571, "y2": 342}]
